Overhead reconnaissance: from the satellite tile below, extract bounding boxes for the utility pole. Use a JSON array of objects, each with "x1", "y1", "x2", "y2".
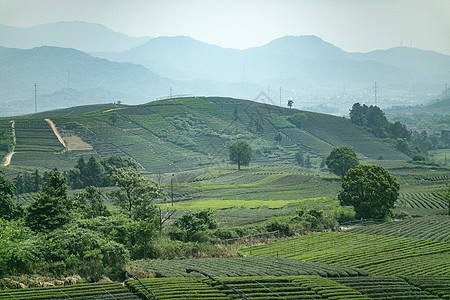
[
  {"x1": 279, "y1": 87, "x2": 282, "y2": 106},
  {"x1": 170, "y1": 174, "x2": 174, "y2": 206},
  {"x1": 169, "y1": 87, "x2": 173, "y2": 98},
  {"x1": 34, "y1": 83, "x2": 38, "y2": 113},
  {"x1": 374, "y1": 82, "x2": 378, "y2": 106}
]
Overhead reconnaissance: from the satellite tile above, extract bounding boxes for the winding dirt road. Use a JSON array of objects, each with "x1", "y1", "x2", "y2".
[
  {"x1": 45, "y1": 118, "x2": 67, "y2": 149},
  {"x1": 2, "y1": 120, "x2": 15, "y2": 167}
]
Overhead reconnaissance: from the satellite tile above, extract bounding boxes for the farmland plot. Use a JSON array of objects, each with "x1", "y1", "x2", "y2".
[{"x1": 241, "y1": 232, "x2": 450, "y2": 276}]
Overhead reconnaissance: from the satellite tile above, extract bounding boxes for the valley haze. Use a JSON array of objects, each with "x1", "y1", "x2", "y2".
[{"x1": 0, "y1": 20, "x2": 449, "y2": 117}]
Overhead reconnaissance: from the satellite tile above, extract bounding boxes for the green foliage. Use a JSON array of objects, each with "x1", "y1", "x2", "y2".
[
  {"x1": 25, "y1": 170, "x2": 72, "y2": 232},
  {"x1": 11, "y1": 226, "x2": 128, "y2": 281},
  {"x1": 108, "y1": 166, "x2": 164, "y2": 220},
  {"x1": 339, "y1": 165, "x2": 400, "y2": 219},
  {"x1": 287, "y1": 99, "x2": 294, "y2": 108},
  {"x1": 266, "y1": 220, "x2": 292, "y2": 236},
  {"x1": 73, "y1": 186, "x2": 110, "y2": 219},
  {"x1": 274, "y1": 132, "x2": 282, "y2": 143},
  {"x1": 68, "y1": 156, "x2": 108, "y2": 189},
  {"x1": 73, "y1": 215, "x2": 158, "y2": 260},
  {"x1": 287, "y1": 112, "x2": 308, "y2": 128},
  {"x1": 229, "y1": 140, "x2": 252, "y2": 170},
  {"x1": 0, "y1": 127, "x2": 14, "y2": 152},
  {"x1": 13, "y1": 169, "x2": 44, "y2": 194},
  {"x1": 350, "y1": 103, "x2": 410, "y2": 140},
  {"x1": 294, "y1": 149, "x2": 304, "y2": 166},
  {"x1": 326, "y1": 146, "x2": 359, "y2": 179},
  {"x1": 173, "y1": 209, "x2": 218, "y2": 242},
  {"x1": 0, "y1": 219, "x2": 31, "y2": 277},
  {"x1": 1, "y1": 171, "x2": 23, "y2": 220}
]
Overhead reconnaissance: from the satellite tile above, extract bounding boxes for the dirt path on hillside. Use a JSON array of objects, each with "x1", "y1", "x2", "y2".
[
  {"x1": 2, "y1": 120, "x2": 16, "y2": 167},
  {"x1": 103, "y1": 107, "x2": 126, "y2": 113},
  {"x1": 45, "y1": 118, "x2": 67, "y2": 149}
]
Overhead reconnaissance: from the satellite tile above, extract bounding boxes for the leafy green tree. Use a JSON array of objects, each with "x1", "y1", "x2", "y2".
[
  {"x1": 173, "y1": 209, "x2": 217, "y2": 241},
  {"x1": 274, "y1": 132, "x2": 282, "y2": 143},
  {"x1": 287, "y1": 99, "x2": 293, "y2": 108},
  {"x1": 229, "y1": 141, "x2": 252, "y2": 170},
  {"x1": 108, "y1": 167, "x2": 164, "y2": 220},
  {"x1": 73, "y1": 186, "x2": 110, "y2": 219},
  {"x1": 326, "y1": 146, "x2": 359, "y2": 179},
  {"x1": 85, "y1": 156, "x2": 106, "y2": 187},
  {"x1": 1, "y1": 171, "x2": 23, "y2": 220},
  {"x1": 305, "y1": 154, "x2": 311, "y2": 168},
  {"x1": 0, "y1": 219, "x2": 31, "y2": 276},
  {"x1": 25, "y1": 170, "x2": 72, "y2": 232},
  {"x1": 338, "y1": 164, "x2": 400, "y2": 219},
  {"x1": 109, "y1": 112, "x2": 119, "y2": 126},
  {"x1": 295, "y1": 149, "x2": 304, "y2": 166},
  {"x1": 73, "y1": 215, "x2": 158, "y2": 259},
  {"x1": 349, "y1": 103, "x2": 367, "y2": 126}
]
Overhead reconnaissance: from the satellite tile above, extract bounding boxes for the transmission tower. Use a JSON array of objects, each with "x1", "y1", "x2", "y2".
[
  {"x1": 374, "y1": 82, "x2": 378, "y2": 106},
  {"x1": 34, "y1": 83, "x2": 38, "y2": 113}
]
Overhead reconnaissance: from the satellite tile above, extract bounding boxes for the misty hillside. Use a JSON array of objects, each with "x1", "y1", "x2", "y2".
[
  {"x1": 3, "y1": 97, "x2": 407, "y2": 172},
  {"x1": 0, "y1": 45, "x2": 265, "y2": 115},
  {"x1": 0, "y1": 21, "x2": 152, "y2": 52},
  {"x1": 0, "y1": 46, "x2": 168, "y2": 101},
  {"x1": 98, "y1": 35, "x2": 450, "y2": 91}
]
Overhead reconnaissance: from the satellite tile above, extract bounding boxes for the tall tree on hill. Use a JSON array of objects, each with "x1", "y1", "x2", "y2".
[
  {"x1": 338, "y1": 164, "x2": 400, "y2": 219},
  {"x1": 108, "y1": 166, "x2": 164, "y2": 220},
  {"x1": 85, "y1": 156, "x2": 105, "y2": 187},
  {"x1": 326, "y1": 146, "x2": 359, "y2": 180},
  {"x1": 229, "y1": 141, "x2": 252, "y2": 170},
  {"x1": 295, "y1": 149, "x2": 304, "y2": 166},
  {"x1": 25, "y1": 170, "x2": 72, "y2": 232},
  {"x1": 287, "y1": 99, "x2": 293, "y2": 109},
  {"x1": 0, "y1": 171, "x2": 23, "y2": 220}
]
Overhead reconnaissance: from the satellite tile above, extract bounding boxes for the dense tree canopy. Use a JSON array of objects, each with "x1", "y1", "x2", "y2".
[
  {"x1": 25, "y1": 170, "x2": 72, "y2": 232},
  {"x1": 349, "y1": 103, "x2": 410, "y2": 140},
  {"x1": 326, "y1": 146, "x2": 359, "y2": 180},
  {"x1": 229, "y1": 141, "x2": 252, "y2": 170},
  {"x1": 108, "y1": 166, "x2": 164, "y2": 220},
  {"x1": 0, "y1": 171, "x2": 22, "y2": 220},
  {"x1": 338, "y1": 164, "x2": 400, "y2": 219}
]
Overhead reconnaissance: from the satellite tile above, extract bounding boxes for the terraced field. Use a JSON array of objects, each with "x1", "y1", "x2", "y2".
[
  {"x1": 350, "y1": 215, "x2": 450, "y2": 242},
  {"x1": 397, "y1": 192, "x2": 448, "y2": 210},
  {"x1": 241, "y1": 232, "x2": 450, "y2": 276},
  {"x1": 129, "y1": 257, "x2": 367, "y2": 278},
  {"x1": 13, "y1": 119, "x2": 64, "y2": 153},
  {"x1": 333, "y1": 276, "x2": 442, "y2": 299},
  {"x1": 0, "y1": 281, "x2": 139, "y2": 299},
  {"x1": 124, "y1": 275, "x2": 449, "y2": 300}
]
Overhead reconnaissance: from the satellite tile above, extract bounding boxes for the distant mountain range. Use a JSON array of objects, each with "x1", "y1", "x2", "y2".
[
  {"x1": 0, "y1": 21, "x2": 152, "y2": 52},
  {"x1": 98, "y1": 35, "x2": 450, "y2": 90},
  {"x1": 1, "y1": 21, "x2": 449, "y2": 116}
]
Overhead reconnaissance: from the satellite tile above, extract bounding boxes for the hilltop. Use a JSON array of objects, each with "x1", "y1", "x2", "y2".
[{"x1": 2, "y1": 97, "x2": 406, "y2": 173}]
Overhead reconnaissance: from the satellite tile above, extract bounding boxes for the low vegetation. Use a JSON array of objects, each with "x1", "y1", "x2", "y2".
[{"x1": 1, "y1": 97, "x2": 449, "y2": 298}]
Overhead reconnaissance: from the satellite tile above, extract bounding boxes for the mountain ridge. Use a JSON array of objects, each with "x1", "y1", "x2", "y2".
[{"x1": 0, "y1": 21, "x2": 152, "y2": 52}]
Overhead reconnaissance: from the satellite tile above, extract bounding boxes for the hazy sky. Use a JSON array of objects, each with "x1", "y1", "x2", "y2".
[{"x1": 1, "y1": 0, "x2": 450, "y2": 54}]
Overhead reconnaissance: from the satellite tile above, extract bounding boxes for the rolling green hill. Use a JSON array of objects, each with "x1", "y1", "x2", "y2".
[{"x1": 2, "y1": 97, "x2": 407, "y2": 172}]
